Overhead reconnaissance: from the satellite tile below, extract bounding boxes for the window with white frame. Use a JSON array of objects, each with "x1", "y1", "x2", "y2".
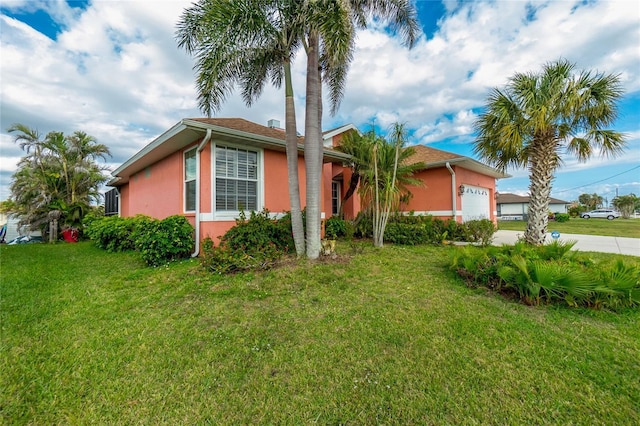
[
  {"x1": 331, "y1": 181, "x2": 341, "y2": 216},
  {"x1": 215, "y1": 145, "x2": 258, "y2": 212},
  {"x1": 184, "y1": 148, "x2": 197, "y2": 212}
]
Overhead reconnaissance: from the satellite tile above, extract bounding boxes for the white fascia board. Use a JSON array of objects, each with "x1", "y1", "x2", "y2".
[
  {"x1": 322, "y1": 123, "x2": 360, "y2": 140},
  {"x1": 421, "y1": 157, "x2": 510, "y2": 179}
]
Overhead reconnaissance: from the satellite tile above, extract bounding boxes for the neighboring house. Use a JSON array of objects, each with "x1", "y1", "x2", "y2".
[
  {"x1": 107, "y1": 118, "x2": 509, "y2": 246},
  {"x1": 496, "y1": 193, "x2": 570, "y2": 220}
]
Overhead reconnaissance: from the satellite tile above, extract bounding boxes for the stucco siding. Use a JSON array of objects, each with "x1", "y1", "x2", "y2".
[
  {"x1": 403, "y1": 166, "x2": 498, "y2": 222},
  {"x1": 126, "y1": 148, "x2": 186, "y2": 219}
]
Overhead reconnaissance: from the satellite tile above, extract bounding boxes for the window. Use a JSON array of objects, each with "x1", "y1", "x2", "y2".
[
  {"x1": 184, "y1": 148, "x2": 196, "y2": 212},
  {"x1": 215, "y1": 146, "x2": 258, "y2": 212},
  {"x1": 104, "y1": 188, "x2": 119, "y2": 216},
  {"x1": 331, "y1": 181, "x2": 341, "y2": 216}
]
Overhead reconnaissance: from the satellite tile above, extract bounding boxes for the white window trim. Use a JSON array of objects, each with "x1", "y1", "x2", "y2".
[
  {"x1": 209, "y1": 141, "x2": 264, "y2": 221},
  {"x1": 183, "y1": 147, "x2": 197, "y2": 213}
]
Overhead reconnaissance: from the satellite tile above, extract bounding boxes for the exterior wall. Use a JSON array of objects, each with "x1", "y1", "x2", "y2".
[
  {"x1": 549, "y1": 203, "x2": 567, "y2": 213},
  {"x1": 498, "y1": 202, "x2": 567, "y2": 219},
  {"x1": 119, "y1": 184, "x2": 130, "y2": 217},
  {"x1": 263, "y1": 150, "x2": 307, "y2": 212},
  {"x1": 403, "y1": 166, "x2": 498, "y2": 222},
  {"x1": 500, "y1": 203, "x2": 527, "y2": 215},
  {"x1": 404, "y1": 168, "x2": 455, "y2": 219},
  {"x1": 125, "y1": 148, "x2": 187, "y2": 220}
]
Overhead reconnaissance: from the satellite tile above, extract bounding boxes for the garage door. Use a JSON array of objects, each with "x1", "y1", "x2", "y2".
[{"x1": 461, "y1": 185, "x2": 490, "y2": 222}]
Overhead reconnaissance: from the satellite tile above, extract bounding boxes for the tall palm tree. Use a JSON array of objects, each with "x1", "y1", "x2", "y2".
[
  {"x1": 177, "y1": 0, "x2": 419, "y2": 258},
  {"x1": 301, "y1": 0, "x2": 419, "y2": 258},
  {"x1": 176, "y1": 0, "x2": 308, "y2": 256},
  {"x1": 474, "y1": 59, "x2": 626, "y2": 245}
]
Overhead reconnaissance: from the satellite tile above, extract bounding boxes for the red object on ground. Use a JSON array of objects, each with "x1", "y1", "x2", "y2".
[{"x1": 62, "y1": 228, "x2": 78, "y2": 243}]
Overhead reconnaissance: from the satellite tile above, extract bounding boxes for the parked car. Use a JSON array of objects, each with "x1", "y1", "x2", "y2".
[
  {"x1": 6, "y1": 235, "x2": 43, "y2": 245},
  {"x1": 580, "y1": 209, "x2": 621, "y2": 220}
]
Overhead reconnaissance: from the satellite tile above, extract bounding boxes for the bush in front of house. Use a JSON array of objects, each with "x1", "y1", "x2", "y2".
[
  {"x1": 85, "y1": 215, "x2": 152, "y2": 252},
  {"x1": 352, "y1": 213, "x2": 496, "y2": 246},
  {"x1": 450, "y1": 241, "x2": 640, "y2": 310},
  {"x1": 325, "y1": 216, "x2": 347, "y2": 239},
  {"x1": 86, "y1": 214, "x2": 194, "y2": 266},
  {"x1": 554, "y1": 213, "x2": 571, "y2": 223},
  {"x1": 201, "y1": 209, "x2": 293, "y2": 274},
  {"x1": 132, "y1": 215, "x2": 194, "y2": 267},
  {"x1": 459, "y1": 219, "x2": 496, "y2": 246}
]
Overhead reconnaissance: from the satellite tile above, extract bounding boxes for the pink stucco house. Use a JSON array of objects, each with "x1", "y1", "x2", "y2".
[{"x1": 106, "y1": 117, "x2": 508, "y2": 247}]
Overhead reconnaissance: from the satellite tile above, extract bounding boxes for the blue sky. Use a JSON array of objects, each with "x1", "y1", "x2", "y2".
[{"x1": 1, "y1": 0, "x2": 639, "y2": 204}]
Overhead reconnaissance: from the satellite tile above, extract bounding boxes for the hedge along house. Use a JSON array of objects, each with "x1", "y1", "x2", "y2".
[{"x1": 107, "y1": 118, "x2": 508, "y2": 250}]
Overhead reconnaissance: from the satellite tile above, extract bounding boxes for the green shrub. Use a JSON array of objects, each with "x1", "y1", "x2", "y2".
[
  {"x1": 325, "y1": 216, "x2": 347, "y2": 239},
  {"x1": 353, "y1": 212, "x2": 373, "y2": 238},
  {"x1": 554, "y1": 213, "x2": 570, "y2": 223},
  {"x1": 352, "y1": 213, "x2": 497, "y2": 246},
  {"x1": 221, "y1": 210, "x2": 293, "y2": 253},
  {"x1": 383, "y1": 222, "x2": 430, "y2": 245},
  {"x1": 133, "y1": 215, "x2": 194, "y2": 267},
  {"x1": 460, "y1": 219, "x2": 496, "y2": 246},
  {"x1": 201, "y1": 209, "x2": 293, "y2": 274},
  {"x1": 451, "y1": 242, "x2": 640, "y2": 310},
  {"x1": 85, "y1": 215, "x2": 152, "y2": 252},
  {"x1": 86, "y1": 215, "x2": 193, "y2": 266},
  {"x1": 568, "y1": 205, "x2": 586, "y2": 217}
]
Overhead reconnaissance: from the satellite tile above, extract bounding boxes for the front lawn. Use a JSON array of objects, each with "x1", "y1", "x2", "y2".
[
  {"x1": 2, "y1": 242, "x2": 639, "y2": 424},
  {"x1": 498, "y1": 217, "x2": 640, "y2": 238}
]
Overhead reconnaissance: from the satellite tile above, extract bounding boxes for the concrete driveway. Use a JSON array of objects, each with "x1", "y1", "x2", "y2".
[{"x1": 493, "y1": 230, "x2": 640, "y2": 256}]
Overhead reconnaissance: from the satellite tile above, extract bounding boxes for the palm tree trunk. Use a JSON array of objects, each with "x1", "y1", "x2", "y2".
[
  {"x1": 304, "y1": 31, "x2": 322, "y2": 259},
  {"x1": 525, "y1": 138, "x2": 556, "y2": 245},
  {"x1": 284, "y1": 59, "x2": 305, "y2": 257}
]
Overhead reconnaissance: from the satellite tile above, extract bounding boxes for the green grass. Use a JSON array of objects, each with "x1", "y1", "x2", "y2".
[
  {"x1": 499, "y1": 218, "x2": 640, "y2": 238},
  {"x1": 2, "y1": 242, "x2": 640, "y2": 424}
]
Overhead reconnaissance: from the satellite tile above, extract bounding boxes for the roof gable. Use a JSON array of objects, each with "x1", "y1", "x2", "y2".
[
  {"x1": 188, "y1": 117, "x2": 301, "y2": 142},
  {"x1": 408, "y1": 145, "x2": 463, "y2": 164},
  {"x1": 405, "y1": 145, "x2": 510, "y2": 179}
]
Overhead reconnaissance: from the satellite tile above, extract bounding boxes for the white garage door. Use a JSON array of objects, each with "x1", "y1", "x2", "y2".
[{"x1": 461, "y1": 185, "x2": 490, "y2": 222}]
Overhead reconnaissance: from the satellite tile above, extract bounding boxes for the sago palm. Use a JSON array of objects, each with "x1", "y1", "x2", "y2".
[{"x1": 474, "y1": 59, "x2": 626, "y2": 245}]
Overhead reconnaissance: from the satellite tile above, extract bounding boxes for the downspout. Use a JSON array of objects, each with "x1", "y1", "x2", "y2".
[
  {"x1": 116, "y1": 187, "x2": 121, "y2": 217},
  {"x1": 445, "y1": 162, "x2": 457, "y2": 222},
  {"x1": 192, "y1": 128, "x2": 212, "y2": 257}
]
